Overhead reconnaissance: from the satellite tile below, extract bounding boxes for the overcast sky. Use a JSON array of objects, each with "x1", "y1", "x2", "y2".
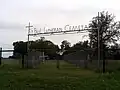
[{"x1": 1, "y1": 0, "x2": 120, "y2": 57}]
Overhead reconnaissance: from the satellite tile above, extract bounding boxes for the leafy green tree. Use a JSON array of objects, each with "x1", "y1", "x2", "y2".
[
  {"x1": 13, "y1": 37, "x2": 59, "y2": 60},
  {"x1": 63, "y1": 40, "x2": 89, "y2": 55},
  {"x1": 13, "y1": 41, "x2": 27, "y2": 68},
  {"x1": 13, "y1": 41, "x2": 27, "y2": 57},
  {"x1": 109, "y1": 43, "x2": 120, "y2": 60},
  {"x1": 29, "y1": 39, "x2": 59, "y2": 59},
  {"x1": 60, "y1": 40, "x2": 71, "y2": 51},
  {"x1": 89, "y1": 11, "x2": 120, "y2": 72}
]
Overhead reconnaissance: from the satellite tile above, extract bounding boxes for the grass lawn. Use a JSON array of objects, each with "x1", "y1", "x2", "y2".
[{"x1": 0, "y1": 59, "x2": 120, "y2": 90}]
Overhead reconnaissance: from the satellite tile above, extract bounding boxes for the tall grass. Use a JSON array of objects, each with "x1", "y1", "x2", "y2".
[{"x1": 0, "y1": 59, "x2": 120, "y2": 90}]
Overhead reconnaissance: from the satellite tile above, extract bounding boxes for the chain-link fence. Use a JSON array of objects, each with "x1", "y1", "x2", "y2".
[
  {"x1": 63, "y1": 49, "x2": 120, "y2": 72},
  {"x1": 23, "y1": 50, "x2": 44, "y2": 68}
]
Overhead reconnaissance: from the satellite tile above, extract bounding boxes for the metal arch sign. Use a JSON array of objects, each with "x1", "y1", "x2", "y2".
[{"x1": 27, "y1": 24, "x2": 97, "y2": 36}]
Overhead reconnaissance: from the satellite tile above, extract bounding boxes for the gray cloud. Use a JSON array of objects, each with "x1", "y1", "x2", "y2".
[{"x1": 0, "y1": 22, "x2": 24, "y2": 30}]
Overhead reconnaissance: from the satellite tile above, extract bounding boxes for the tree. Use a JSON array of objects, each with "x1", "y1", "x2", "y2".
[
  {"x1": 13, "y1": 41, "x2": 27, "y2": 57},
  {"x1": 63, "y1": 40, "x2": 89, "y2": 55},
  {"x1": 29, "y1": 40, "x2": 59, "y2": 59},
  {"x1": 13, "y1": 39, "x2": 59, "y2": 60},
  {"x1": 40, "y1": 37, "x2": 45, "y2": 41},
  {"x1": 13, "y1": 41, "x2": 27, "y2": 68},
  {"x1": 109, "y1": 43, "x2": 120, "y2": 60},
  {"x1": 60, "y1": 40, "x2": 71, "y2": 51},
  {"x1": 89, "y1": 11, "x2": 120, "y2": 72}
]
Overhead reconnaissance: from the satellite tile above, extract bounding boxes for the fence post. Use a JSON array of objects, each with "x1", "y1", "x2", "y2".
[
  {"x1": 0, "y1": 48, "x2": 2, "y2": 65},
  {"x1": 84, "y1": 52, "x2": 88, "y2": 68},
  {"x1": 21, "y1": 54, "x2": 24, "y2": 68}
]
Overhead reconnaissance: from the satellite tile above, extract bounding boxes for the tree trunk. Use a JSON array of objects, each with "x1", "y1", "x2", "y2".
[
  {"x1": 102, "y1": 50, "x2": 105, "y2": 73},
  {"x1": 22, "y1": 54, "x2": 24, "y2": 68},
  {"x1": 84, "y1": 59, "x2": 88, "y2": 68},
  {"x1": 101, "y1": 44, "x2": 105, "y2": 73},
  {"x1": 56, "y1": 54, "x2": 60, "y2": 69},
  {"x1": 57, "y1": 59, "x2": 59, "y2": 69}
]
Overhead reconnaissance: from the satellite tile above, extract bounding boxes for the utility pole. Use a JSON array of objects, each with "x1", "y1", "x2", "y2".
[
  {"x1": 26, "y1": 22, "x2": 33, "y2": 52},
  {"x1": 25, "y1": 22, "x2": 33, "y2": 68},
  {"x1": 98, "y1": 12, "x2": 100, "y2": 71}
]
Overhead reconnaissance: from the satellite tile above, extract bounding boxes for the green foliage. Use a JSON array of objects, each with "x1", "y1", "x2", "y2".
[
  {"x1": 60, "y1": 40, "x2": 71, "y2": 51},
  {"x1": 13, "y1": 38, "x2": 59, "y2": 59},
  {"x1": 1, "y1": 60, "x2": 120, "y2": 89},
  {"x1": 13, "y1": 41, "x2": 27, "y2": 54},
  {"x1": 89, "y1": 11, "x2": 120, "y2": 47},
  {"x1": 88, "y1": 11, "x2": 120, "y2": 56},
  {"x1": 88, "y1": 11, "x2": 120, "y2": 72},
  {"x1": 13, "y1": 41, "x2": 27, "y2": 58},
  {"x1": 63, "y1": 40, "x2": 89, "y2": 55}
]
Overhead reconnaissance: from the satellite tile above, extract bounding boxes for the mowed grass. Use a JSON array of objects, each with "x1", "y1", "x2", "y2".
[{"x1": 0, "y1": 59, "x2": 120, "y2": 90}]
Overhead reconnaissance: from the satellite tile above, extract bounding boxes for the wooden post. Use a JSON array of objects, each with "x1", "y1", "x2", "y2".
[
  {"x1": 22, "y1": 54, "x2": 24, "y2": 68},
  {"x1": 98, "y1": 12, "x2": 100, "y2": 70},
  {"x1": 102, "y1": 44, "x2": 105, "y2": 73},
  {"x1": 57, "y1": 59, "x2": 59, "y2": 69},
  {"x1": 55, "y1": 53, "x2": 60, "y2": 69},
  {"x1": 26, "y1": 22, "x2": 33, "y2": 68},
  {"x1": 42, "y1": 52, "x2": 45, "y2": 64},
  {"x1": 26, "y1": 22, "x2": 33, "y2": 53},
  {"x1": 0, "y1": 48, "x2": 2, "y2": 65},
  {"x1": 57, "y1": 56, "x2": 60, "y2": 69}
]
